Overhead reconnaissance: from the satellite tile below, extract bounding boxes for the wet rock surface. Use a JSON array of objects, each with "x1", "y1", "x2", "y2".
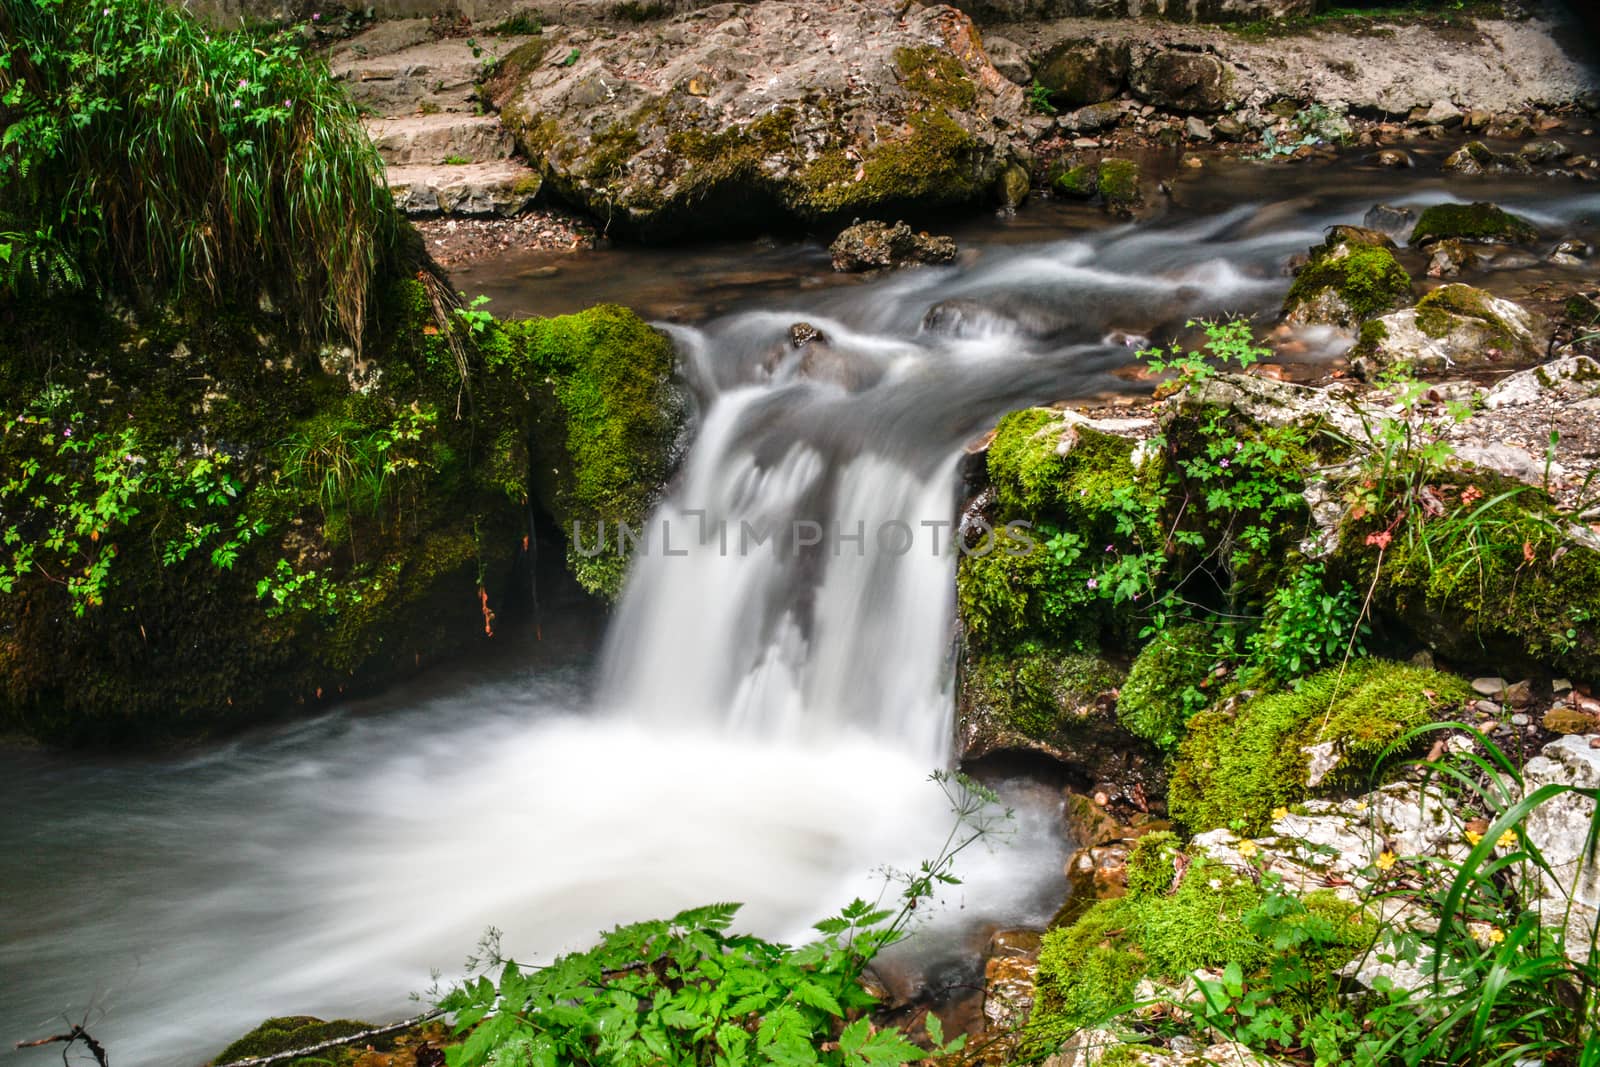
[{"x1": 829, "y1": 220, "x2": 958, "y2": 272}]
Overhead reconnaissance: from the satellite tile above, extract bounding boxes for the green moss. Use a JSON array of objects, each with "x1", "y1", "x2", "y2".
[
  {"x1": 1412, "y1": 283, "x2": 1516, "y2": 349},
  {"x1": 493, "y1": 305, "x2": 680, "y2": 599},
  {"x1": 987, "y1": 409, "x2": 1139, "y2": 518},
  {"x1": 215, "y1": 1016, "x2": 372, "y2": 1064},
  {"x1": 1409, "y1": 202, "x2": 1538, "y2": 246},
  {"x1": 1124, "y1": 830, "x2": 1180, "y2": 898},
  {"x1": 1029, "y1": 856, "x2": 1266, "y2": 1043},
  {"x1": 1029, "y1": 847, "x2": 1373, "y2": 1048},
  {"x1": 960, "y1": 648, "x2": 1124, "y2": 742},
  {"x1": 893, "y1": 45, "x2": 978, "y2": 109},
  {"x1": 1284, "y1": 243, "x2": 1412, "y2": 323},
  {"x1": 1116, "y1": 622, "x2": 1217, "y2": 750},
  {"x1": 1096, "y1": 158, "x2": 1140, "y2": 210},
  {"x1": 584, "y1": 123, "x2": 642, "y2": 183},
  {"x1": 1052, "y1": 162, "x2": 1098, "y2": 199},
  {"x1": 1373, "y1": 485, "x2": 1600, "y2": 678},
  {"x1": 1168, "y1": 659, "x2": 1474, "y2": 835},
  {"x1": 794, "y1": 109, "x2": 981, "y2": 217}
]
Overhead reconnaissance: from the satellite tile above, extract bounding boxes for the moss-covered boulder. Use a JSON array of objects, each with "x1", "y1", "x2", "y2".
[
  {"x1": 214, "y1": 1016, "x2": 373, "y2": 1064},
  {"x1": 1353, "y1": 283, "x2": 1545, "y2": 378},
  {"x1": 1026, "y1": 834, "x2": 1369, "y2": 1050},
  {"x1": 1050, "y1": 158, "x2": 1142, "y2": 215},
  {"x1": 1115, "y1": 621, "x2": 1220, "y2": 751},
  {"x1": 0, "y1": 286, "x2": 681, "y2": 743},
  {"x1": 484, "y1": 2, "x2": 1029, "y2": 239},
  {"x1": 1409, "y1": 202, "x2": 1539, "y2": 246},
  {"x1": 1034, "y1": 39, "x2": 1129, "y2": 108},
  {"x1": 1168, "y1": 660, "x2": 1474, "y2": 835},
  {"x1": 1283, "y1": 237, "x2": 1413, "y2": 328},
  {"x1": 1356, "y1": 483, "x2": 1600, "y2": 681}
]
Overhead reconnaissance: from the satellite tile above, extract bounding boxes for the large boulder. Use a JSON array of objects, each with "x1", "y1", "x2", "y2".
[
  {"x1": 484, "y1": 1, "x2": 1029, "y2": 239},
  {"x1": 1034, "y1": 38, "x2": 1129, "y2": 108},
  {"x1": 1353, "y1": 284, "x2": 1545, "y2": 378},
  {"x1": 1283, "y1": 231, "x2": 1413, "y2": 329},
  {"x1": 1128, "y1": 47, "x2": 1235, "y2": 114},
  {"x1": 1522, "y1": 736, "x2": 1600, "y2": 963}
]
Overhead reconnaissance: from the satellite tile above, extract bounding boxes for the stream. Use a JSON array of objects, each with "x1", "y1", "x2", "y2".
[{"x1": 4, "y1": 150, "x2": 1600, "y2": 1067}]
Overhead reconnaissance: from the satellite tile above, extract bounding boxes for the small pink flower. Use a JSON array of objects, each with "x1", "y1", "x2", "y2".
[
  {"x1": 1086, "y1": 578, "x2": 1098, "y2": 590},
  {"x1": 312, "y1": 11, "x2": 321, "y2": 18},
  {"x1": 1219, "y1": 458, "x2": 1230, "y2": 468},
  {"x1": 238, "y1": 78, "x2": 248, "y2": 88},
  {"x1": 232, "y1": 99, "x2": 242, "y2": 108}
]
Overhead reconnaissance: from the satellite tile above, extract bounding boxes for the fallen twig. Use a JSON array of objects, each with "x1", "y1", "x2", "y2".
[{"x1": 15, "y1": 1024, "x2": 109, "y2": 1067}]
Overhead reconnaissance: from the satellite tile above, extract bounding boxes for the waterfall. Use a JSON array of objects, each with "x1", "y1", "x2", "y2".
[{"x1": 598, "y1": 382, "x2": 962, "y2": 763}]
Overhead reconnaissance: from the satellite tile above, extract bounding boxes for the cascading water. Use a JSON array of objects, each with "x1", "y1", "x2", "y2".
[{"x1": 6, "y1": 172, "x2": 1600, "y2": 1067}]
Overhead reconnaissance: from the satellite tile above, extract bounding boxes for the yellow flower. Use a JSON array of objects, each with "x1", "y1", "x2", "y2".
[
  {"x1": 1271, "y1": 807, "x2": 1289, "y2": 821},
  {"x1": 1465, "y1": 830, "x2": 1484, "y2": 846},
  {"x1": 1496, "y1": 829, "x2": 1518, "y2": 850},
  {"x1": 1375, "y1": 851, "x2": 1398, "y2": 872},
  {"x1": 1487, "y1": 927, "x2": 1505, "y2": 944},
  {"x1": 1237, "y1": 840, "x2": 1258, "y2": 859}
]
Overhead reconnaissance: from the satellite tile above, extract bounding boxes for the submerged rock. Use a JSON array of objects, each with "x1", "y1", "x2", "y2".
[
  {"x1": 1425, "y1": 237, "x2": 1481, "y2": 278},
  {"x1": 828, "y1": 219, "x2": 957, "y2": 272},
  {"x1": 1409, "y1": 201, "x2": 1539, "y2": 246}
]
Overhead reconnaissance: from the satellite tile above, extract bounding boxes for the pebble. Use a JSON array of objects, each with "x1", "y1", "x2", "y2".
[
  {"x1": 1512, "y1": 713, "x2": 1530, "y2": 726},
  {"x1": 1473, "y1": 700, "x2": 1502, "y2": 716},
  {"x1": 1472, "y1": 676, "x2": 1508, "y2": 697},
  {"x1": 1591, "y1": 737, "x2": 1600, "y2": 749},
  {"x1": 1554, "y1": 678, "x2": 1574, "y2": 693}
]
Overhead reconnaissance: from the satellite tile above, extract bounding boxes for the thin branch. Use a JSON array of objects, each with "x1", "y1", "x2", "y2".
[
  {"x1": 14, "y1": 1025, "x2": 108, "y2": 1067},
  {"x1": 209, "y1": 1009, "x2": 445, "y2": 1067}
]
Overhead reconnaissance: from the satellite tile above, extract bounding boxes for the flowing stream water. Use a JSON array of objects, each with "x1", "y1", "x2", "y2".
[{"x1": 3, "y1": 155, "x2": 1599, "y2": 1067}]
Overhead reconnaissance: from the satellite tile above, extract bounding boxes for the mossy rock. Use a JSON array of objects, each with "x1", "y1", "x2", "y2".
[
  {"x1": 481, "y1": 304, "x2": 683, "y2": 599},
  {"x1": 214, "y1": 1016, "x2": 372, "y2": 1064},
  {"x1": 1051, "y1": 162, "x2": 1099, "y2": 199},
  {"x1": 957, "y1": 646, "x2": 1132, "y2": 761},
  {"x1": 894, "y1": 45, "x2": 978, "y2": 110},
  {"x1": 1025, "y1": 846, "x2": 1369, "y2": 1048},
  {"x1": 1409, "y1": 202, "x2": 1538, "y2": 246},
  {"x1": 1284, "y1": 241, "x2": 1413, "y2": 327},
  {"x1": 1168, "y1": 659, "x2": 1474, "y2": 835},
  {"x1": 1034, "y1": 39, "x2": 1128, "y2": 108},
  {"x1": 1115, "y1": 621, "x2": 1220, "y2": 750},
  {"x1": 1096, "y1": 159, "x2": 1142, "y2": 214},
  {"x1": 1367, "y1": 483, "x2": 1600, "y2": 679}
]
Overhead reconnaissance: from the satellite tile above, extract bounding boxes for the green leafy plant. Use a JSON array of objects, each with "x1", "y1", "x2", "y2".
[
  {"x1": 1026, "y1": 81, "x2": 1058, "y2": 116},
  {"x1": 438, "y1": 773, "x2": 1006, "y2": 1067},
  {"x1": 0, "y1": 0, "x2": 397, "y2": 343},
  {"x1": 1248, "y1": 562, "x2": 1369, "y2": 684},
  {"x1": 0, "y1": 400, "x2": 267, "y2": 613}
]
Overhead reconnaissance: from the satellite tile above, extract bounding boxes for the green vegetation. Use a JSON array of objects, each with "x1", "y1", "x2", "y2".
[
  {"x1": 1115, "y1": 622, "x2": 1221, "y2": 750},
  {"x1": 1188, "y1": 730, "x2": 1600, "y2": 1066},
  {"x1": 1168, "y1": 659, "x2": 1473, "y2": 835},
  {"x1": 1409, "y1": 202, "x2": 1539, "y2": 246},
  {"x1": 1284, "y1": 243, "x2": 1413, "y2": 323},
  {"x1": 0, "y1": 0, "x2": 397, "y2": 345},
  {"x1": 796, "y1": 109, "x2": 982, "y2": 217},
  {"x1": 893, "y1": 46, "x2": 978, "y2": 110},
  {"x1": 1028, "y1": 835, "x2": 1372, "y2": 1048},
  {"x1": 1228, "y1": 1, "x2": 1506, "y2": 39},
  {"x1": 216, "y1": 1016, "x2": 373, "y2": 1064},
  {"x1": 440, "y1": 774, "x2": 999, "y2": 1067}
]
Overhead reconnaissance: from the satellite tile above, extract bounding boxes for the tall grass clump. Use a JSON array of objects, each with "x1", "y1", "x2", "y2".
[{"x1": 0, "y1": 0, "x2": 397, "y2": 343}]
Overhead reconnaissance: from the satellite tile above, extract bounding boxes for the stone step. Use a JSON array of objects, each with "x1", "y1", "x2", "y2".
[
  {"x1": 333, "y1": 35, "x2": 533, "y2": 116},
  {"x1": 366, "y1": 113, "x2": 514, "y2": 166},
  {"x1": 387, "y1": 160, "x2": 543, "y2": 217}
]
